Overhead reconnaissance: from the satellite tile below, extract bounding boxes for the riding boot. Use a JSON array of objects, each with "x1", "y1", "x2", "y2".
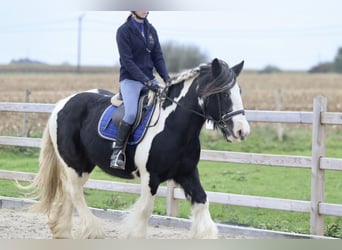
[{"x1": 110, "y1": 120, "x2": 132, "y2": 169}]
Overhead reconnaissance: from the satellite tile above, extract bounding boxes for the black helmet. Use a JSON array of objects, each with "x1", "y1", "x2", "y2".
[{"x1": 131, "y1": 11, "x2": 149, "y2": 20}]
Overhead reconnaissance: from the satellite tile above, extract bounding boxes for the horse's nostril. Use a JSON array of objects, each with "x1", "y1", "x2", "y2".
[
  {"x1": 237, "y1": 130, "x2": 244, "y2": 140},
  {"x1": 237, "y1": 129, "x2": 249, "y2": 140}
]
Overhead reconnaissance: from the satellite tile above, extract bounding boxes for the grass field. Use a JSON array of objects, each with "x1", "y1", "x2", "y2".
[
  {"x1": 1, "y1": 127, "x2": 342, "y2": 237},
  {"x1": 0, "y1": 66, "x2": 342, "y2": 237}
]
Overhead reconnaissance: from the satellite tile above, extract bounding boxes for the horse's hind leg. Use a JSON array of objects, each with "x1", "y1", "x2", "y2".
[
  {"x1": 48, "y1": 190, "x2": 74, "y2": 239},
  {"x1": 64, "y1": 167, "x2": 105, "y2": 239}
]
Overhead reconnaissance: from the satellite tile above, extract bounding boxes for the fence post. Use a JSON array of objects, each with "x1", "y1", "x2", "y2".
[
  {"x1": 166, "y1": 180, "x2": 179, "y2": 217},
  {"x1": 274, "y1": 88, "x2": 283, "y2": 141},
  {"x1": 22, "y1": 89, "x2": 31, "y2": 137},
  {"x1": 310, "y1": 96, "x2": 326, "y2": 235}
]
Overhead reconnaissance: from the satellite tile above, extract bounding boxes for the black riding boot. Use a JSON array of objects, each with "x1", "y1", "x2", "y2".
[{"x1": 110, "y1": 121, "x2": 132, "y2": 169}]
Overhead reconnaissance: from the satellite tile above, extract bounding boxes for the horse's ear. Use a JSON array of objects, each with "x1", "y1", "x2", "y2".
[
  {"x1": 211, "y1": 58, "x2": 222, "y2": 77},
  {"x1": 232, "y1": 60, "x2": 244, "y2": 77}
]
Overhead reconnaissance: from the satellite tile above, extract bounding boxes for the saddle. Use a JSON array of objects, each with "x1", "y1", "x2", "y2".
[{"x1": 98, "y1": 92, "x2": 156, "y2": 145}]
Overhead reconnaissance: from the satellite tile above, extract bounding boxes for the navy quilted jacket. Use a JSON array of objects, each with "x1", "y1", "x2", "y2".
[{"x1": 116, "y1": 16, "x2": 170, "y2": 83}]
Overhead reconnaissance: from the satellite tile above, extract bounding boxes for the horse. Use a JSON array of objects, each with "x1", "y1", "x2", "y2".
[{"x1": 22, "y1": 58, "x2": 250, "y2": 239}]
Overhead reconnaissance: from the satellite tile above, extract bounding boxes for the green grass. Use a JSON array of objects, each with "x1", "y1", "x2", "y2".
[{"x1": 1, "y1": 126, "x2": 342, "y2": 237}]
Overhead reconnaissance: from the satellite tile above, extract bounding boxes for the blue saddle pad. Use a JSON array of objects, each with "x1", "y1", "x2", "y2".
[{"x1": 98, "y1": 103, "x2": 155, "y2": 145}]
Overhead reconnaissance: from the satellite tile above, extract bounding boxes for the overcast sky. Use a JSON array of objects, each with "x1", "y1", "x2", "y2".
[{"x1": 1, "y1": 0, "x2": 342, "y2": 70}]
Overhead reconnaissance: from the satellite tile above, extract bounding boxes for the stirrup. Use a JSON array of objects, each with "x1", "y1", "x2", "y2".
[{"x1": 110, "y1": 150, "x2": 126, "y2": 170}]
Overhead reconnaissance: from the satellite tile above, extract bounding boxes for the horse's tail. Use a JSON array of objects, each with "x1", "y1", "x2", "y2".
[{"x1": 18, "y1": 124, "x2": 65, "y2": 215}]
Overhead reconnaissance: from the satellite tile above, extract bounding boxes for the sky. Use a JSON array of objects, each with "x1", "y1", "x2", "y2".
[{"x1": 1, "y1": 0, "x2": 342, "y2": 70}]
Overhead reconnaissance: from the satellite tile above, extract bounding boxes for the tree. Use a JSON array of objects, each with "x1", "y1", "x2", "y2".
[
  {"x1": 308, "y1": 62, "x2": 334, "y2": 73},
  {"x1": 309, "y1": 47, "x2": 342, "y2": 73},
  {"x1": 334, "y1": 47, "x2": 342, "y2": 73},
  {"x1": 259, "y1": 65, "x2": 282, "y2": 74},
  {"x1": 161, "y1": 41, "x2": 208, "y2": 72}
]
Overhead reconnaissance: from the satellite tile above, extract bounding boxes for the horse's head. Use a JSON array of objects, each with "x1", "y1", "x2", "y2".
[{"x1": 197, "y1": 58, "x2": 250, "y2": 142}]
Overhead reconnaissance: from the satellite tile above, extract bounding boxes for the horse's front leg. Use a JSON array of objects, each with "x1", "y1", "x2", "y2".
[
  {"x1": 190, "y1": 198, "x2": 218, "y2": 239},
  {"x1": 121, "y1": 172, "x2": 156, "y2": 238},
  {"x1": 175, "y1": 169, "x2": 218, "y2": 239}
]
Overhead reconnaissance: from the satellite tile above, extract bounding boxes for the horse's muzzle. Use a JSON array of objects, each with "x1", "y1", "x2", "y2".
[{"x1": 223, "y1": 115, "x2": 250, "y2": 142}]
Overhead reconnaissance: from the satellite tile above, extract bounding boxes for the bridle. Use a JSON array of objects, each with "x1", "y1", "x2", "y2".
[
  {"x1": 203, "y1": 83, "x2": 245, "y2": 129},
  {"x1": 155, "y1": 80, "x2": 245, "y2": 128}
]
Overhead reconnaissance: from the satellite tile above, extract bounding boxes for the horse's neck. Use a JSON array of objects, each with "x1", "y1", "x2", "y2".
[{"x1": 161, "y1": 81, "x2": 205, "y2": 134}]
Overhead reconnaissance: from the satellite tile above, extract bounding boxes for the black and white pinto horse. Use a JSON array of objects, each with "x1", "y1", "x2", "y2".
[{"x1": 24, "y1": 58, "x2": 250, "y2": 239}]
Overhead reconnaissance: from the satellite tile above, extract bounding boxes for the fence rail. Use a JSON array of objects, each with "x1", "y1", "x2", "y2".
[{"x1": 1, "y1": 97, "x2": 342, "y2": 236}]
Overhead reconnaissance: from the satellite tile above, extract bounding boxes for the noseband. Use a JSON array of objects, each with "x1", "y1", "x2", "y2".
[{"x1": 216, "y1": 109, "x2": 245, "y2": 128}]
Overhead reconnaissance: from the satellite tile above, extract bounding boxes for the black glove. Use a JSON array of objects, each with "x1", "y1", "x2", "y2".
[
  {"x1": 164, "y1": 77, "x2": 172, "y2": 86},
  {"x1": 145, "y1": 80, "x2": 160, "y2": 92}
]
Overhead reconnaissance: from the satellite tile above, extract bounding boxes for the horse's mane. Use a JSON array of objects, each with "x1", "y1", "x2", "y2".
[
  {"x1": 197, "y1": 60, "x2": 235, "y2": 98},
  {"x1": 168, "y1": 60, "x2": 235, "y2": 98},
  {"x1": 169, "y1": 64, "x2": 203, "y2": 85}
]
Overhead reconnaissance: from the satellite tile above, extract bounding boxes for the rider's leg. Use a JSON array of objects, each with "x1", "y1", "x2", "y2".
[{"x1": 110, "y1": 79, "x2": 144, "y2": 169}]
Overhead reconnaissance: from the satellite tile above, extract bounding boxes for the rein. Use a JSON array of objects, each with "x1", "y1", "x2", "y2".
[
  {"x1": 154, "y1": 83, "x2": 245, "y2": 126},
  {"x1": 158, "y1": 87, "x2": 206, "y2": 119},
  {"x1": 147, "y1": 88, "x2": 205, "y2": 128}
]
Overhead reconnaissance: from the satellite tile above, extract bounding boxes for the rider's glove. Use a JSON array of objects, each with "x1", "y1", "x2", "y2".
[{"x1": 145, "y1": 80, "x2": 160, "y2": 92}]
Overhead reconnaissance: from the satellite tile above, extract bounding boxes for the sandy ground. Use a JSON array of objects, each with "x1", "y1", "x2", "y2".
[{"x1": 0, "y1": 208, "x2": 246, "y2": 239}]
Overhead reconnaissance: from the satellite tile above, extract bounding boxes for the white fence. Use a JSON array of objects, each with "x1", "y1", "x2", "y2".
[{"x1": 1, "y1": 96, "x2": 342, "y2": 236}]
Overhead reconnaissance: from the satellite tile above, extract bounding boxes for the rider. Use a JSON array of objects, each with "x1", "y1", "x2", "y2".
[{"x1": 111, "y1": 11, "x2": 171, "y2": 169}]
